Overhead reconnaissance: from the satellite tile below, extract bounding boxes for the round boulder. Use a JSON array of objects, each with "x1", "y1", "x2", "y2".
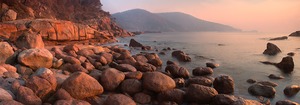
[
  {"x1": 121, "y1": 79, "x2": 142, "y2": 95},
  {"x1": 104, "y1": 94, "x2": 136, "y2": 105},
  {"x1": 100, "y1": 68, "x2": 125, "y2": 91},
  {"x1": 186, "y1": 84, "x2": 218, "y2": 104},
  {"x1": 248, "y1": 83, "x2": 276, "y2": 98},
  {"x1": 134, "y1": 92, "x2": 151, "y2": 104},
  {"x1": 276, "y1": 100, "x2": 299, "y2": 105},
  {"x1": 157, "y1": 89, "x2": 185, "y2": 104},
  {"x1": 192, "y1": 67, "x2": 213, "y2": 76},
  {"x1": 18, "y1": 49, "x2": 53, "y2": 70},
  {"x1": 213, "y1": 75, "x2": 235, "y2": 94},
  {"x1": 61, "y1": 72, "x2": 104, "y2": 99},
  {"x1": 284, "y1": 85, "x2": 300, "y2": 97},
  {"x1": 0, "y1": 42, "x2": 15, "y2": 64},
  {"x1": 142, "y1": 72, "x2": 176, "y2": 92}
]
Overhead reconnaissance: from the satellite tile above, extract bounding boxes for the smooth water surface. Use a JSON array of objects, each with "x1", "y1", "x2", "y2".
[{"x1": 118, "y1": 32, "x2": 300, "y2": 104}]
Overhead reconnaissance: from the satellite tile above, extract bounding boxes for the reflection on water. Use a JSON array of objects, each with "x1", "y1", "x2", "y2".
[{"x1": 118, "y1": 32, "x2": 300, "y2": 104}]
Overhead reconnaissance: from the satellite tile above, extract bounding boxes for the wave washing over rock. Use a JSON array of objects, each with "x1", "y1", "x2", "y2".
[{"x1": 0, "y1": 0, "x2": 299, "y2": 105}]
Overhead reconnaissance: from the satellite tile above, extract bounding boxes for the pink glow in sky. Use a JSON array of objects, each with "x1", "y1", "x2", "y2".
[{"x1": 102, "y1": 0, "x2": 300, "y2": 33}]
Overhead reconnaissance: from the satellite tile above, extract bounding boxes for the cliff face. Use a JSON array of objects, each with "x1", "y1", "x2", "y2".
[{"x1": 0, "y1": 0, "x2": 131, "y2": 44}]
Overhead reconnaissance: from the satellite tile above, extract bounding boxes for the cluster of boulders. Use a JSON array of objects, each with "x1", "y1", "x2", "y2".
[
  {"x1": 0, "y1": 35, "x2": 269, "y2": 105},
  {"x1": 246, "y1": 42, "x2": 299, "y2": 104}
]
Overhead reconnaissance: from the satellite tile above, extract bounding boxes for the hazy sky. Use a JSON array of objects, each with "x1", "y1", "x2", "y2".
[{"x1": 102, "y1": 0, "x2": 300, "y2": 33}]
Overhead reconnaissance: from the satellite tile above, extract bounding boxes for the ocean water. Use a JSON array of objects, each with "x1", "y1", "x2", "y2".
[{"x1": 117, "y1": 32, "x2": 300, "y2": 104}]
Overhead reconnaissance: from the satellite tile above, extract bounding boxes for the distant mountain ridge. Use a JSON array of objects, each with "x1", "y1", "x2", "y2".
[{"x1": 112, "y1": 9, "x2": 240, "y2": 32}]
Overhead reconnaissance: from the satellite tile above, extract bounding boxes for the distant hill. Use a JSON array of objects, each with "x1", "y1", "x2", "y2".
[{"x1": 112, "y1": 9, "x2": 240, "y2": 32}]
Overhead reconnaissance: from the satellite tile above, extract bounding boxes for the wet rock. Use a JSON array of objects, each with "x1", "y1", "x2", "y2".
[
  {"x1": 263, "y1": 42, "x2": 281, "y2": 55},
  {"x1": 125, "y1": 71, "x2": 143, "y2": 80},
  {"x1": 276, "y1": 100, "x2": 299, "y2": 105},
  {"x1": 142, "y1": 46, "x2": 152, "y2": 50},
  {"x1": 0, "y1": 100, "x2": 23, "y2": 105},
  {"x1": 100, "y1": 68, "x2": 125, "y2": 91},
  {"x1": 276, "y1": 56, "x2": 294, "y2": 73},
  {"x1": 211, "y1": 94, "x2": 263, "y2": 105},
  {"x1": 121, "y1": 79, "x2": 142, "y2": 95},
  {"x1": 0, "y1": 42, "x2": 15, "y2": 64},
  {"x1": 206, "y1": 62, "x2": 219, "y2": 68},
  {"x1": 61, "y1": 72, "x2": 104, "y2": 99},
  {"x1": 18, "y1": 48, "x2": 53, "y2": 70},
  {"x1": 134, "y1": 92, "x2": 151, "y2": 104},
  {"x1": 54, "y1": 99, "x2": 91, "y2": 105},
  {"x1": 104, "y1": 94, "x2": 136, "y2": 105},
  {"x1": 188, "y1": 77, "x2": 212, "y2": 87},
  {"x1": 116, "y1": 64, "x2": 137, "y2": 72},
  {"x1": 2, "y1": 9, "x2": 17, "y2": 21},
  {"x1": 157, "y1": 89, "x2": 185, "y2": 104},
  {"x1": 135, "y1": 61, "x2": 156, "y2": 72},
  {"x1": 283, "y1": 85, "x2": 300, "y2": 97},
  {"x1": 16, "y1": 31, "x2": 44, "y2": 49},
  {"x1": 257, "y1": 81, "x2": 278, "y2": 87},
  {"x1": 186, "y1": 84, "x2": 218, "y2": 104},
  {"x1": 268, "y1": 74, "x2": 284, "y2": 79},
  {"x1": 171, "y1": 50, "x2": 191, "y2": 62},
  {"x1": 269, "y1": 36, "x2": 288, "y2": 40},
  {"x1": 289, "y1": 31, "x2": 300, "y2": 37},
  {"x1": 129, "y1": 39, "x2": 143, "y2": 47},
  {"x1": 213, "y1": 75, "x2": 234, "y2": 94},
  {"x1": 133, "y1": 54, "x2": 148, "y2": 63},
  {"x1": 16, "y1": 86, "x2": 42, "y2": 105},
  {"x1": 248, "y1": 83, "x2": 276, "y2": 98},
  {"x1": 165, "y1": 64, "x2": 190, "y2": 78},
  {"x1": 142, "y1": 72, "x2": 176, "y2": 92},
  {"x1": 148, "y1": 58, "x2": 163, "y2": 67},
  {"x1": 0, "y1": 88, "x2": 14, "y2": 101},
  {"x1": 192, "y1": 67, "x2": 213, "y2": 76}
]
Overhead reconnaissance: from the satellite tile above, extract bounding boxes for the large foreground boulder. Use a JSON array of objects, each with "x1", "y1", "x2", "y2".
[
  {"x1": 276, "y1": 56, "x2": 294, "y2": 73},
  {"x1": 0, "y1": 42, "x2": 15, "y2": 64},
  {"x1": 263, "y1": 43, "x2": 281, "y2": 55},
  {"x1": 186, "y1": 84, "x2": 218, "y2": 104},
  {"x1": 104, "y1": 94, "x2": 136, "y2": 105},
  {"x1": 142, "y1": 72, "x2": 176, "y2": 92},
  {"x1": 61, "y1": 72, "x2": 104, "y2": 99},
  {"x1": 276, "y1": 100, "x2": 299, "y2": 105},
  {"x1": 0, "y1": 88, "x2": 14, "y2": 101},
  {"x1": 18, "y1": 49, "x2": 53, "y2": 70},
  {"x1": 248, "y1": 83, "x2": 276, "y2": 98}
]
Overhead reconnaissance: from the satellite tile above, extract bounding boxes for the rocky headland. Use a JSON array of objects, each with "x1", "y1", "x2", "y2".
[{"x1": 0, "y1": 0, "x2": 299, "y2": 105}]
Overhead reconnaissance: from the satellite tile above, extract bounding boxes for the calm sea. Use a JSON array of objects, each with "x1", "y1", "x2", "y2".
[{"x1": 117, "y1": 32, "x2": 300, "y2": 104}]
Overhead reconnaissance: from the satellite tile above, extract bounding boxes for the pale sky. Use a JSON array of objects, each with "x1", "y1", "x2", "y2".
[{"x1": 102, "y1": 0, "x2": 300, "y2": 33}]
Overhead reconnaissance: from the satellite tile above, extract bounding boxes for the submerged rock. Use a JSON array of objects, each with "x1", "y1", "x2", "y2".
[
  {"x1": 268, "y1": 74, "x2": 284, "y2": 79},
  {"x1": 276, "y1": 100, "x2": 299, "y2": 105},
  {"x1": 276, "y1": 56, "x2": 294, "y2": 73},
  {"x1": 129, "y1": 39, "x2": 143, "y2": 47},
  {"x1": 263, "y1": 42, "x2": 281, "y2": 55},
  {"x1": 269, "y1": 36, "x2": 288, "y2": 41},
  {"x1": 248, "y1": 83, "x2": 276, "y2": 98},
  {"x1": 206, "y1": 62, "x2": 219, "y2": 68},
  {"x1": 284, "y1": 85, "x2": 300, "y2": 97},
  {"x1": 171, "y1": 50, "x2": 191, "y2": 62}
]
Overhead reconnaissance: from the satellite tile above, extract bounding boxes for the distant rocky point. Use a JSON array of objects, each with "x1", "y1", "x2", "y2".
[
  {"x1": 112, "y1": 9, "x2": 241, "y2": 32},
  {"x1": 289, "y1": 31, "x2": 300, "y2": 37},
  {"x1": 0, "y1": 0, "x2": 132, "y2": 45}
]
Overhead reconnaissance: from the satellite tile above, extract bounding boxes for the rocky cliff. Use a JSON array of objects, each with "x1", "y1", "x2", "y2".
[{"x1": 0, "y1": 0, "x2": 132, "y2": 45}]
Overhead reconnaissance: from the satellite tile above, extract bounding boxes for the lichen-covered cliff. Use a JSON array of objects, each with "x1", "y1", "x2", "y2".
[{"x1": 0, "y1": 0, "x2": 132, "y2": 45}]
